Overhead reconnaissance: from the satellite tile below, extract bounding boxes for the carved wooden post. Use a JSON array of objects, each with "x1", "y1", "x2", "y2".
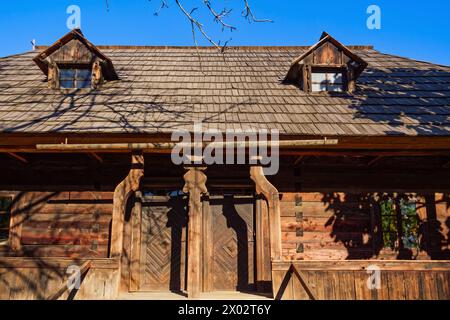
[
  {"x1": 250, "y1": 166, "x2": 282, "y2": 297},
  {"x1": 110, "y1": 151, "x2": 144, "y2": 258},
  {"x1": 183, "y1": 167, "x2": 207, "y2": 299},
  {"x1": 250, "y1": 166, "x2": 282, "y2": 261},
  {"x1": 110, "y1": 151, "x2": 144, "y2": 297}
]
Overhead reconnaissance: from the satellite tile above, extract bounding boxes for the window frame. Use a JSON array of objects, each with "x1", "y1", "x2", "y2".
[
  {"x1": 379, "y1": 196, "x2": 420, "y2": 253},
  {"x1": 57, "y1": 63, "x2": 93, "y2": 90},
  {"x1": 310, "y1": 67, "x2": 347, "y2": 93}
]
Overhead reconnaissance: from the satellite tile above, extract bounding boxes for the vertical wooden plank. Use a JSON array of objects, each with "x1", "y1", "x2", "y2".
[
  {"x1": 201, "y1": 195, "x2": 213, "y2": 292},
  {"x1": 337, "y1": 271, "x2": 356, "y2": 300},
  {"x1": 271, "y1": 269, "x2": 286, "y2": 300},
  {"x1": 311, "y1": 271, "x2": 324, "y2": 300},
  {"x1": 377, "y1": 271, "x2": 390, "y2": 300},
  {"x1": 129, "y1": 191, "x2": 142, "y2": 292},
  {"x1": 354, "y1": 270, "x2": 372, "y2": 300},
  {"x1": 183, "y1": 167, "x2": 207, "y2": 299},
  {"x1": 120, "y1": 195, "x2": 133, "y2": 293},
  {"x1": 404, "y1": 271, "x2": 420, "y2": 300},
  {"x1": 292, "y1": 270, "x2": 309, "y2": 300}
]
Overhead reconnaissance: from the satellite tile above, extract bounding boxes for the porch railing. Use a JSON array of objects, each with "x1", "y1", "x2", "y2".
[{"x1": 272, "y1": 260, "x2": 450, "y2": 300}]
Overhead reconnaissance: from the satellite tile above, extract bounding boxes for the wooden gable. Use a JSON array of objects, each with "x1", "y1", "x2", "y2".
[
  {"x1": 33, "y1": 29, "x2": 118, "y2": 89},
  {"x1": 285, "y1": 32, "x2": 368, "y2": 93}
]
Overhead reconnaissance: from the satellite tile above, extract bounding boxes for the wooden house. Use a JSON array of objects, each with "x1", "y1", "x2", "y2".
[{"x1": 0, "y1": 29, "x2": 449, "y2": 300}]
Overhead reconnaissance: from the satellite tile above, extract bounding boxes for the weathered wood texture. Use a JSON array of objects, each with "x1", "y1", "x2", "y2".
[
  {"x1": 3, "y1": 191, "x2": 113, "y2": 258},
  {"x1": 139, "y1": 195, "x2": 188, "y2": 292},
  {"x1": 183, "y1": 167, "x2": 207, "y2": 299},
  {"x1": 0, "y1": 258, "x2": 119, "y2": 300},
  {"x1": 272, "y1": 260, "x2": 450, "y2": 300},
  {"x1": 208, "y1": 196, "x2": 256, "y2": 292},
  {"x1": 279, "y1": 192, "x2": 450, "y2": 261}
]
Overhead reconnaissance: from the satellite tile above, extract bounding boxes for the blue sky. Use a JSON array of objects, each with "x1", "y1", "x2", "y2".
[{"x1": 0, "y1": 0, "x2": 449, "y2": 65}]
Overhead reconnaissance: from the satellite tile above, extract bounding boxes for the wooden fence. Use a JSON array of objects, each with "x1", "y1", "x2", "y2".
[
  {"x1": 0, "y1": 258, "x2": 119, "y2": 300},
  {"x1": 272, "y1": 260, "x2": 450, "y2": 300}
]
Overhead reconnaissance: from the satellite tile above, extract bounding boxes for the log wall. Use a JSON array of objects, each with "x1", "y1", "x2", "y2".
[
  {"x1": 279, "y1": 192, "x2": 450, "y2": 261},
  {"x1": 3, "y1": 191, "x2": 113, "y2": 258}
]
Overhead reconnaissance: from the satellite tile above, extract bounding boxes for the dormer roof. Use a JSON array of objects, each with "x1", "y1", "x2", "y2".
[
  {"x1": 33, "y1": 29, "x2": 118, "y2": 80},
  {"x1": 285, "y1": 32, "x2": 368, "y2": 85}
]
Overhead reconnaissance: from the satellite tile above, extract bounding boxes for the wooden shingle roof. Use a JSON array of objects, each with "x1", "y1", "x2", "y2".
[{"x1": 0, "y1": 45, "x2": 449, "y2": 136}]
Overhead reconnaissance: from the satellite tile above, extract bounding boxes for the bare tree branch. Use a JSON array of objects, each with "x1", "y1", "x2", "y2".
[{"x1": 117, "y1": 0, "x2": 272, "y2": 50}]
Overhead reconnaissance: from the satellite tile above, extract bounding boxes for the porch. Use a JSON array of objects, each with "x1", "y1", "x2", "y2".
[{"x1": 1, "y1": 257, "x2": 449, "y2": 300}]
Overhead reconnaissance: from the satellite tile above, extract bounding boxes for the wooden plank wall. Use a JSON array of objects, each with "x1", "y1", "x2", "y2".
[
  {"x1": 272, "y1": 261, "x2": 450, "y2": 300},
  {"x1": 3, "y1": 191, "x2": 113, "y2": 258},
  {"x1": 0, "y1": 258, "x2": 119, "y2": 300},
  {"x1": 280, "y1": 192, "x2": 450, "y2": 261}
]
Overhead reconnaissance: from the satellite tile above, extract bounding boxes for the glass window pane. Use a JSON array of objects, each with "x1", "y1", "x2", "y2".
[
  {"x1": 60, "y1": 80, "x2": 75, "y2": 88},
  {"x1": 311, "y1": 72, "x2": 327, "y2": 83},
  {"x1": 59, "y1": 69, "x2": 76, "y2": 79},
  {"x1": 328, "y1": 84, "x2": 343, "y2": 92},
  {"x1": 329, "y1": 72, "x2": 343, "y2": 84},
  {"x1": 312, "y1": 82, "x2": 328, "y2": 92},
  {"x1": 76, "y1": 69, "x2": 92, "y2": 79},
  {"x1": 77, "y1": 79, "x2": 92, "y2": 89}
]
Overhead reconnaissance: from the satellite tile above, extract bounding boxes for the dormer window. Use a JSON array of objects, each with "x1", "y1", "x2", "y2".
[
  {"x1": 59, "y1": 65, "x2": 92, "y2": 89},
  {"x1": 311, "y1": 68, "x2": 345, "y2": 92},
  {"x1": 285, "y1": 32, "x2": 368, "y2": 94},
  {"x1": 33, "y1": 29, "x2": 118, "y2": 91}
]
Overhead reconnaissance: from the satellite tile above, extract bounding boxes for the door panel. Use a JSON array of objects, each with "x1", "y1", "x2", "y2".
[
  {"x1": 139, "y1": 195, "x2": 188, "y2": 291},
  {"x1": 210, "y1": 195, "x2": 256, "y2": 291}
]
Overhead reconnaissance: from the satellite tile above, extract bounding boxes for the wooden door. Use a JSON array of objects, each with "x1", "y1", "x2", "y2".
[
  {"x1": 209, "y1": 195, "x2": 256, "y2": 291},
  {"x1": 139, "y1": 195, "x2": 188, "y2": 291}
]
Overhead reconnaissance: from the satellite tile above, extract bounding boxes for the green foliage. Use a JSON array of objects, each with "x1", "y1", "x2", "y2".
[{"x1": 380, "y1": 197, "x2": 419, "y2": 250}]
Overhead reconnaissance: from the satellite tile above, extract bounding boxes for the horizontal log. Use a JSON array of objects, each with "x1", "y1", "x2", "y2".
[
  {"x1": 36, "y1": 139, "x2": 338, "y2": 151},
  {"x1": 0, "y1": 257, "x2": 119, "y2": 269},
  {"x1": 19, "y1": 245, "x2": 108, "y2": 258},
  {"x1": 272, "y1": 260, "x2": 450, "y2": 271},
  {"x1": 20, "y1": 203, "x2": 113, "y2": 215},
  {"x1": 21, "y1": 228, "x2": 109, "y2": 245}
]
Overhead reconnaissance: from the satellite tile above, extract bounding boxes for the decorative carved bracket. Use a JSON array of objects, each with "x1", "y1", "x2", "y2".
[
  {"x1": 183, "y1": 167, "x2": 207, "y2": 299},
  {"x1": 250, "y1": 166, "x2": 282, "y2": 261},
  {"x1": 110, "y1": 151, "x2": 144, "y2": 258}
]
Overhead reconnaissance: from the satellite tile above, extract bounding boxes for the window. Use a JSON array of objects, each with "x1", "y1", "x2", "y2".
[
  {"x1": 380, "y1": 198, "x2": 420, "y2": 251},
  {"x1": 59, "y1": 67, "x2": 92, "y2": 89},
  {"x1": 311, "y1": 68, "x2": 344, "y2": 92},
  {"x1": 0, "y1": 197, "x2": 12, "y2": 246}
]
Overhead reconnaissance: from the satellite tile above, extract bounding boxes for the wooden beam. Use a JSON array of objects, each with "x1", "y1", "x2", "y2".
[
  {"x1": 36, "y1": 139, "x2": 338, "y2": 151},
  {"x1": 250, "y1": 166, "x2": 282, "y2": 297},
  {"x1": 88, "y1": 152, "x2": 104, "y2": 163},
  {"x1": 129, "y1": 191, "x2": 142, "y2": 291},
  {"x1": 109, "y1": 151, "x2": 144, "y2": 297},
  {"x1": 7, "y1": 152, "x2": 28, "y2": 164},
  {"x1": 183, "y1": 167, "x2": 207, "y2": 299}
]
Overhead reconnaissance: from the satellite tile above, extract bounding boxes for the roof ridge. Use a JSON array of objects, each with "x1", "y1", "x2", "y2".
[{"x1": 34, "y1": 45, "x2": 375, "y2": 50}]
